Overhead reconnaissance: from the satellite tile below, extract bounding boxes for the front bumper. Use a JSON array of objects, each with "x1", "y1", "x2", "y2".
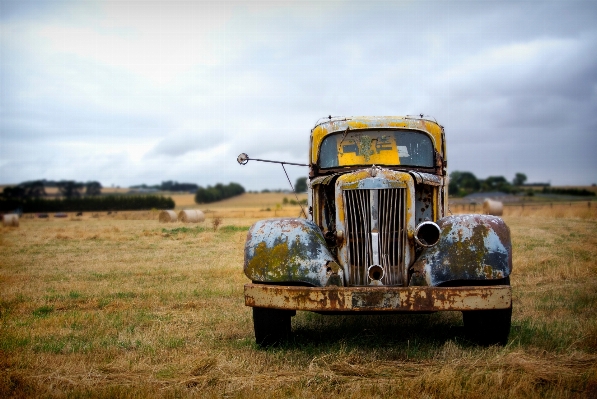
[{"x1": 245, "y1": 283, "x2": 511, "y2": 312}]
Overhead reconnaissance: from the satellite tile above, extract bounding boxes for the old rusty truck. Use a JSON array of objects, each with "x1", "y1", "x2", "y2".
[{"x1": 239, "y1": 116, "x2": 512, "y2": 347}]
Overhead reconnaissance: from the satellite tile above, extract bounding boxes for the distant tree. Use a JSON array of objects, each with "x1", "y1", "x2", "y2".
[
  {"x1": 129, "y1": 183, "x2": 160, "y2": 190},
  {"x1": 481, "y1": 176, "x2": 512, "y2": 193},
  {"x1": 161, "y1": 180, "x2": 174, "y2": 191},
  {"x1": 2, "y1": 181, "x2": 46, "y2": 199},
  {"x1": 85, "y1": 181, "x2": 102, "y2": 196},
  {"x1": 56, "y1": 181, "x2": 84, "y2": 198},
  {"x1": 294, "y1": 177, "x2": 307, "y2": 193},
  {"x1": 448, "y1": 171, "x2": 480, "y2": 196},
  {"x1": 512, "y1": 173, "x2": 527, "y2": 186},
  {"x1": 194, "y1": 182, "x2": 245, "y2": 204},
  {"x1": 160, "y1": 181, "x2": 199, "y2": 192},
  {"x1": 22, "y1": 180, "x2": 47, "y2": 198},
  {"x1": 2, "y1": 185, "x2": 26, "y2": 199}
]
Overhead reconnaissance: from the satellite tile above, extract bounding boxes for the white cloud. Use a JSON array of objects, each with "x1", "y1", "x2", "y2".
[{"x1": 1, "y1": 0, "x2": 597, "y2": 188}]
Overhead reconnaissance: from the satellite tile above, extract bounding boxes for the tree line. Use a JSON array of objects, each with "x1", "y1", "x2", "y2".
[
  {"x1": 2, "y1": 180, "x2": 102, "y2": 199},
  {"x1": 447, "y1": 172, "x2": 593, "y2": 197},
  {"x1": 130, "y1": 181, "x2": 199, "y2": 192},
  {"x1": 0, "y1": 195, "x2": 174, "y2": 213},
  {"x1": 448, "y1": 172, "x2": 531, "y2": 197},
  {"x1": 194, "y1": 182, "x2": 245, "y2": 204}
]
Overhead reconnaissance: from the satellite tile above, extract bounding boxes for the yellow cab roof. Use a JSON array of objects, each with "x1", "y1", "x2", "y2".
[{"x1": 310, "y1": 116, "x2": 444, "y2": 165}]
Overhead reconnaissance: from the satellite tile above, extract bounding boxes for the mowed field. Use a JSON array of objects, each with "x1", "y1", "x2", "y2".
[
  {"x1": 1, "y1": 195, "x2": 596, "y2": 398},
  {"x1": 170, "y1": 192, "x2": 309, "y2": 216}
]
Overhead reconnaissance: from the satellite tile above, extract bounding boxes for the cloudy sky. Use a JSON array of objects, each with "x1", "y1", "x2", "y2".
[{"x1": 1, "y1": 0, "x2": 596, "y2": 190}]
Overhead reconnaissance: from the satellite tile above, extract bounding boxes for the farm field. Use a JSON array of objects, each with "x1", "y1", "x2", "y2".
[
  {"x1": 1, "y1": 199, "x2": 596, "y2": 398},
  {"x1": 172, "y1": 192, "x2": 308, "y2": 215}
]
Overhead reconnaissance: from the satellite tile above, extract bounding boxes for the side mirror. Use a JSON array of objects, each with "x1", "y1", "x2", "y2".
[{"x1": 237, "y1": 153, "x2": 249, "y2": 165}]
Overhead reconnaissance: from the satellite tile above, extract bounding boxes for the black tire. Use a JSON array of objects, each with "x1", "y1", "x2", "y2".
[
  {"x1": 460, "y1": 276, "x2": 512, "y2": 346},
  {"x1": 252, "y1": 307, "x2": 293, "y2": 347},
  {"x1": 462, "y1": 306, "x2": 512, "y2": 346}
]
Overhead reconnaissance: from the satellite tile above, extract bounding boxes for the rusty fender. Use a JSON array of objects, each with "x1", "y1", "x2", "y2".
[
  {"x1": 410, "y1": 214, "x2": 512, "y2": 287},
  {"x1": 245, "y1": 283, "x2": 512, "y2": 311},
  {"x1": 244, "y1": 218, "x2": 343, "y2": 287}
]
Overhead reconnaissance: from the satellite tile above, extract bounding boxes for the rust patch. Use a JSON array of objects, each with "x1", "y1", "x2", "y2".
[
  {"x1": 245, "y1": 284, "x2": 512, "y2": 312},
  {"x1": 244, "y1": 218, "x2": 340, "y2": 286},
  {"x1": 410, "y1": 214, "x2": 512, "y2": 286}
]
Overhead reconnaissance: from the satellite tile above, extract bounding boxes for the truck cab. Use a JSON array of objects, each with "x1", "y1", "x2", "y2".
[{"x1": 243, "y1": 116, "x2": 512, "y2": 346}]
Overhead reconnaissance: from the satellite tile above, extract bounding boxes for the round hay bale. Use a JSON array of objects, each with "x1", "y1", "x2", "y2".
[
  {"x1": 483, "y1": 198, "x2": 504, "y2": 216},
  {"x1": 3, "y1": 214, "x2": 19, "y2": 227},
  {"x1": 159, "y1": 210, "x2": 177, "y2": 223},
  {"x1": 178, "y1": 209, "x2": 205, "y2": 223}
]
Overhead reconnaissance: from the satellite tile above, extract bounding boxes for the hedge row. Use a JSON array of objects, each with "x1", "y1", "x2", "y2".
[
  {"x1": 542, "y1": 187, "x2": 595, "y2": 197},
  {"x1": 195, "y1": 182, "x2": 245, "y2": 204},
  {"x1": 0, "y1": 195, "x2": 175, "y2": 213}
]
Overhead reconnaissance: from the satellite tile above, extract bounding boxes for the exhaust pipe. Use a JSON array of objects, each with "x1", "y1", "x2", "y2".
[
  {"x1": 415, "y1": 221, "x2": 441, "y2": 247},
  {"x1": 368, "y1": 264, "x2": 384, "y2": 285}
]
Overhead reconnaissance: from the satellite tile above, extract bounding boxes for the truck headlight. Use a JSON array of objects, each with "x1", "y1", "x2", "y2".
[
  {"x1": 368, "y1": 264, "x2": 385, "y2": 285},
  {"x1": 415, "y1": 221, "x2": 441, "y2": 247}
]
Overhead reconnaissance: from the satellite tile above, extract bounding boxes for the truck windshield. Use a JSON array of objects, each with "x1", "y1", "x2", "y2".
[{"x1": 318, "y1": 129, "x2": 434, "y2": 169}]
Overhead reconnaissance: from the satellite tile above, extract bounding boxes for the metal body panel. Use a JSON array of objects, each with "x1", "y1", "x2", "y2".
[
  {"x1": 241, "y1": 116, "x2": 513, "y2": 319},
  {"x1": 244, "y1": 218, "x2": 343, "y2": 287},
  {"x1": 415, "y1": 184, "x2": 435, "y2": 224},
  {"x1": 409, "y1": 171, "x2": 443, "y2": 186},
  {"x1": 310, "y1": 116, "x2": 445, "y2": 165},
  {"x1": 334, "y1": 168, "x2": 416, "y2": 286},
  {"x1": 245, "y1": 283, "x2": 512, "y2": 312},
  {"x1": 409, "y1": 214, "x2": 512, "y2": 286}
]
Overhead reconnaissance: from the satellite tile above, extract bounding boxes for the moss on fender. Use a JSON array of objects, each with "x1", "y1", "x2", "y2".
[
  {"x1": 409, "y1": 214, "x2": 512, "y2": 286},
  {"x1": 244, "y1": 218, "x2": 341, "y2": 286}
]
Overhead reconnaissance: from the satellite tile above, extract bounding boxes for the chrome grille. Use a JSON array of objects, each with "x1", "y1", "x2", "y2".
[{"x1": 343, "y1": 188, "x2": 406, "y2": 286}]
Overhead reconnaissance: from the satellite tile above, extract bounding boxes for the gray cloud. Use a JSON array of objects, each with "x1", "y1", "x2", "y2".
[{"x1": 1, "y1": 0, "x2": 596, "y2": 189}]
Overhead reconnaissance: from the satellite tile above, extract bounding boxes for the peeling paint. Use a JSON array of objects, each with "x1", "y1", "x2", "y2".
[
  {"x1": 333, "y1": 168, "x2": 416, "y2": 284},
  {"x1": 242, "y1": 115, "x2": 513, "y2": 316},
  {"x1": 245, "y1": 283, "x2": 512, "y2": 312},
  {"x1": 409, "y1": 214, "x2": 512, "y2": 286},
  {"x1": 311, "y1": 116, "x2": 444, "y2": 165},
  {"x1": 244, "y1": 218, "x2": 343, "y2": 286}
]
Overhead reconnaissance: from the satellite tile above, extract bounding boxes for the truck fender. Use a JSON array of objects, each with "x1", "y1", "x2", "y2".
[
  {"x1": 244, "y1": 218, "x2": 343, "y2": 287},
  {"x1": 409, "y1": 214, "x2": 512, "y2": 286}
]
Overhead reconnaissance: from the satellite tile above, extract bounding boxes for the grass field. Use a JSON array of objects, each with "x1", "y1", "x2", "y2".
[{"x1": 1, "y1": 197, "x2": 596, "y2": 398}]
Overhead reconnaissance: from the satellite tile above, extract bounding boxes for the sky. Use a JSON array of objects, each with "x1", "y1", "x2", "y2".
[{"x1": 1, "y1": 0, "x2": 596, "y2": 190}]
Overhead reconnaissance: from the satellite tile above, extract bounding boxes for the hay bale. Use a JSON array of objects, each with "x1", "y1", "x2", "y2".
[
  {"x1": 483, "y1": 198, "x2": 504, "y2": 216},
  {"x1": 159, "y1": 210, "x2": 177, "y2": 223},
  {"x1": 3, "y1": 214, "x2": 19, "y2": 227},
  {"x1": 178, "y1": 209, "x2": 205, "y2": 223}
]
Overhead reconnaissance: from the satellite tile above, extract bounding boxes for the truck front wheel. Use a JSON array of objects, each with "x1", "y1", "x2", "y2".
[
  {"x1": 252, "y1": 307, "x2": 293, "y2": 347},
  {"x1": 462, "y1": 306, "x2": 512, "y2": 346}
]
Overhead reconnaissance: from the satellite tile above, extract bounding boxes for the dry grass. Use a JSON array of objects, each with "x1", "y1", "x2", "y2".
[
  {"x1": 170, "y1": 192, "x2": 308, "y2": 210},
  {"x1": 202, "y1": 193, "x2": 308, "y2": 219},
  {"x1": 170, "y1": 192, "x2": 308, "y2": 218},
  {"x1": 451, "y1": 200, "x2": 597, "y2": 220},
  {"x1": 1, "y1": 197, "x2": 596, "y2": 398},
  {"x1": 503, "y1": 201, "x2": 597, "y2": 219}
]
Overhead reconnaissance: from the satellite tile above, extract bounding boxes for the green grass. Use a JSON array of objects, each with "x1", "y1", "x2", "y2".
[
  {"x1": 161, "y1": 226, "x2": 207, "y2": 235},
  {"x1": 32, "y1": 305, "x2": 54, "y2": 317},
  {"x1": 220, "y1": 225, "x2": 250, "y2": 232}
]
